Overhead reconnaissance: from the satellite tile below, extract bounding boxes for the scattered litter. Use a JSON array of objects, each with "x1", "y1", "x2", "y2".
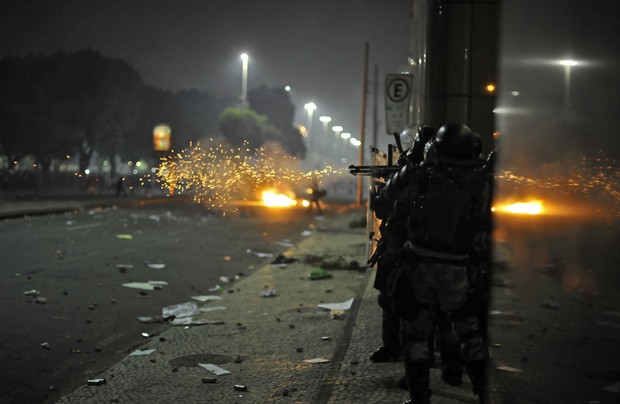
[
  {"x1": 162, "y1": 302, "x2": 199, "y2": 318},
  {"x1": 309, "y1": 268, "x2": 332, "y2": 280},
  {"x1": 87, "y1": 378, "x2": 106, "y2": 386},
  {"x1": 489, "y1": 310, "x2": 503, "y2": 316},
  {"x1": 321, "y1": 336, "x2": 332, "y2": 341},
  {"x1": 330, "y1": 309, "x2": 346, "y2": 320},
  {"x1": 208, "y1": 285, "x2": 222, "y2": 292},
  {"x1": 200, "y1": 306, "x2": 227, "y2": 312},
  {"x1": 271, "y1": 254, "x2": 298, "y2": 265},
  {"x1": 497, "y1": 365, "x2": 523, "y2": 372},
  {"x1": 145, "y1": 262, "x2": 166, "y2": 270},
  {"x1": 170, "y1": 318, "x2": 209, "y2": 326},
  {"x1": 261, "y1": 288, "x2": 278, "y2": 298},
  {"x1": 137, "y1": 316, "x2": 170, "y2": 324},
  {"x1": 199, "y1": 363, "x2": 231, "y2": 375},
  {"x1": 122, "y1": 282, "x2": 156, "y2": 291},
  {"x1": 246, "y1": 249, "x2": 274, "y2": 258},
  {"x1": 148, "y1": 280, "x2": 168, "y2": 286},
  {"x1": 318, "y1": 298, "x2": 354, "y2": 311},
  {"x1": 41, "y1": 342, "x2": 51, "y2": 350},
  {"x1": 234, "y1": 385, "x2": 248, "y2": 392},
  {"x1": 23, "y1": 290, "x2": 40, "y2": 297},
  {"x1": 219, "y1": 276, "x2": 230, "y2": 284},
  {"x1": 141, "y1": 333, "x2": 152, "y2": 338},
  {"x1": 303, "y1": 358, "x2": 330, "y2": 364},
  {"x1": 541, "y1": 296, "x2": 560, "y2": 309},
  {"x1": 116, "y1": 234, "x2": 133, "y2": 240},
  {"x1": 275, "y1": 240, "x2": 295, "y2": 248},
  {"x1": 130, "y1": 348, "x2": 155, "y2": 356},
  {"x1": 598, "y1": 321, "x2": 620, "y2": 329},
  {"x1": 603, "y1": 382, "x2": 620, "y2": 394},
  {"x1": 148, "y1": 215, "x2": 161, "y2": 222},
  {"x1": 222, "y1": 256, "x2": 232, "y2": 261},
  {"x1": 301, "y1": 230, "x2": 313, "y2": 237},
  {"x1": 191, "y1": 295, "x2": 222, "y2": 302},
  {"x1": 116, "y1": 264, "x2": 134, "y2": 270},
  {"x1": 34, "y1": 297, "x2": 47, "y2": 304}
]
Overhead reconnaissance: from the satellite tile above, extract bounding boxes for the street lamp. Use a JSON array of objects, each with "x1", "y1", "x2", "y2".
[
  {"x1": 319, "y1": 116, "x2": 332, "y2": 137},
  {"x1": 558, "y1": 59, "x2": 578, "y2": 110},
  {"x1": 304, "y1": 102, "x2": 317, "y2": 161},
  {"x1": 240, "y1": 53, "x2": 249, "y2": 107},
  {"x1": 332, "y1": 125, "x2": 343, "y2": 138}
]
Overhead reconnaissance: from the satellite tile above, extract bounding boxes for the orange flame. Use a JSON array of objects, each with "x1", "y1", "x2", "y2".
[
  {"x1": 261, "y1": 190, "x2": 297, "y2": 207},
  {"x1": 494, "y1": 201, "x2": 544, "y2": 215}
]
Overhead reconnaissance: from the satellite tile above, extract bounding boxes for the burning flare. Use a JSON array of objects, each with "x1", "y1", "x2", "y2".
[
  {"x1": 494, "y1": 201, "x2": 544, "y2": 215},
  {"x1": 261, "y1": 190, "x2": 297, "y2": 207}
]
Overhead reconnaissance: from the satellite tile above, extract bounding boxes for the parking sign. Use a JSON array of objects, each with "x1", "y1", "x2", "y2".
[{"x1": 385, "y1": 73, "x2": 413, "y2": 135}]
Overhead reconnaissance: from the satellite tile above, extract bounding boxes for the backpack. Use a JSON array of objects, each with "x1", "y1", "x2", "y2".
[{"x1": 408, "y1": 165, "x2": 486, "y2": 255}]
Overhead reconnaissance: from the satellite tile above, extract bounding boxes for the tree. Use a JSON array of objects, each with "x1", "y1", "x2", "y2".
[
  {"x1": 218, "y1": 107, "x2": 280, "y2": 148},
  {"x1": 248, "y1": 86, "x2": 306, "y2": 158}
]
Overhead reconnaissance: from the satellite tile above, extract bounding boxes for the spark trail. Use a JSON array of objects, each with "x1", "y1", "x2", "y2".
[{"x1": 155, "y1": 140, "x2": 343, "y2": 211}]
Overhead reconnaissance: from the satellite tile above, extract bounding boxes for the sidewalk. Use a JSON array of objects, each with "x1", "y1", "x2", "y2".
[{"x1": 47, "y1": 206, "x2": 483, "y2": 404}]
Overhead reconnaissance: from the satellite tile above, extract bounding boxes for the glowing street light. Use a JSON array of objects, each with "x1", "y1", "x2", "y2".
[
  {"x1": 304, "y1": 102, "x2": 317, "y2": 137},
  {"x1": 319, "y1": 116, "x2": 332, "y2": 136},
  {"x1": 340, "y1": 132, "x2": 351, "y2": 140},
  {"x1": 240, "y1": 53, "x2": 249, "y2": 107},
  {"x1": 332, "y1": 125, "x2": 343, "y2": 138}
]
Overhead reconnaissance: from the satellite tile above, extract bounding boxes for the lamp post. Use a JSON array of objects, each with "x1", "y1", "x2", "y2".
[
  {"x1": 240, "y1": 53, "x2": 249, "y2": 108},
  {"x1": 319, "y1": 116, "x2": 331, "y2": 153},
  {"x1": 304, "y1": 102, "x2": 317, "y2": 154},
  {"x1": 558, "y1": 59, "x2": 578, "y2": 110},
  {"x1": 340, "y1": 132, "x2": 351, "y2": 161}
]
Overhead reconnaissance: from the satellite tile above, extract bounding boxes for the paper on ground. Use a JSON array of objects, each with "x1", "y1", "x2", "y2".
[
  {"x1": 162, "y1": 302, "x2": 199, "y2": 318},
  {"x1": 130, "y1": 348, "x2": 155, "y2": 356},
  {"x1": 318, "y1": 298, "x2": 354, "y2": 311},
  {"x1": 122, "y1": 282, "x2": 155, "y2": 290},
  {"x1": 199, "y1": 363, "x2": 231, "y2": 375},
  {"x1": 170, "y1": 317, "x2": 208, "y2": 326},
  {"x1": 146, "y1": 263, "x2": 166, "y2": 269},
  {"x1": 192, "y1": 295, "x2": 222, "y2": 302},
  {"x1": 200, "y1": 306, "x2": 227, "y2": 312},
  {"x1": 497, "y1": 365, "x2": 523, "y2": 372},
  {"x1": 303, "y1": 358, "x2": 330, "y2": 363}
]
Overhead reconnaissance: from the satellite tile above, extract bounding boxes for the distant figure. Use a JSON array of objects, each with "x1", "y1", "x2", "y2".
[
  {"x1": 116, "y1": 177, "x2": 128, "y2": 197},
  {"x1": 85, "y1": 176, "x2": 96, "y2": 195},
  {"x1": 308, "y1": 180, "x2": 326, "y2": 214}
]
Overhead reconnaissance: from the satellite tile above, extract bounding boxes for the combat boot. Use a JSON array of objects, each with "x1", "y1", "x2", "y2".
[{"x1": 369, "y1": 345, "x2": 402, "y2": 362}]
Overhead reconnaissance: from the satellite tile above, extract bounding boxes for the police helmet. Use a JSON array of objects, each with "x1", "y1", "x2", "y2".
[
  {"x1": 434, "y1": 123, "x2": 475, "y2": 159},
  {"x1": 399, "y1": 126, "x2": 416, "y2": 151}
]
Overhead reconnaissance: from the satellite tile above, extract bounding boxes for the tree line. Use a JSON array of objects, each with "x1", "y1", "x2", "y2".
[{"x1": 0, "y1": 49, "x2": 306, "y2": 178}]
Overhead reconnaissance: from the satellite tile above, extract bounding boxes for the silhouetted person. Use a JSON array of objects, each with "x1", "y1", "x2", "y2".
[{"x1": 116, "y1": 177, "x2": 128, "y2": 197}]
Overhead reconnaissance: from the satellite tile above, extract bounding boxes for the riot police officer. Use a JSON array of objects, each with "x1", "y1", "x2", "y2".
[{"x1": 384, "y1": 123, "x2": 492, "y2": 404}]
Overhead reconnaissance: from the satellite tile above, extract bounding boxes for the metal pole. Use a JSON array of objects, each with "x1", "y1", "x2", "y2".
[
  {"x1": 372, "y1": 64, "x2": 379, "y2": 149},
  {"x1": 356, "y1": 42, "x2": 369, "y2": 206}
]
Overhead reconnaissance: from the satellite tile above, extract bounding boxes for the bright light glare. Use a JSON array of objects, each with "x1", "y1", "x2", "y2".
[
  {"x1": 240, "y1": 53, "x2": 248, "y2": 62},
  {"x1": 319, "y1": 116, "x2": 332, "y2": 123},
  {"x1": 341, "y1": 132, "x2": 351, "y2": 140},
  {"x1": 301, "y1": 200, "x2": 310, "y2": 207},
  {"x1": 559, "y1": 59, "x2": 578, "y2": 66},
  {"x1": 262, "y1": 191, "x2": 297, "y2": 207},
  {"x1": 304, "y1": 102, "x2": 317, "y2": 112},
  {"x1": 284, "y1": 85, "x2": 291, "y2": 91},
  {"x1": 332, "y1": 126, "x2": 343, "y2": 133},
  {"x1": 495, "y1": 201, "x2": 543, "y2": 215}
]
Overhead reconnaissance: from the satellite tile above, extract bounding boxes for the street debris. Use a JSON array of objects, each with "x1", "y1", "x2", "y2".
[
  {"x1": 23, "y1": 289, "x2": 40, "y2": 297},
  {"x1": 87, "y1": 378, "x2": 106, "y2": 386},
  {"x1": 271, "y1": 254, "x2": 298, "y2": 265},
  {"x1": 318, "y1": 298, "x2": 354, "y2": 311},
  {"x1": 171, "y1": 318, "x2": 209, "y2": 326},
  {"x1": 116, "y1": 234, "x2": 133, "y2": 240},
  {"x1": 123, "y1": 282, "x2": 154, "y2": 290},
  {"x1": 191, "y1": 295, "x2": 222, "y2": 302},
  {"x1": 234, "y1": 384, "x2": 248, "y2": 392},
  {"x1": 497, "y1": 365, "x2": 523, "y2": 372},
  {"x1": 301, "y1": 230, "x2": 313, "y2": 237},
  {"x1": 303, "y1": 358, "x2": 330, "y2": 364},
  {"x1": 202, "y1": 377, "x2": 217, "y2": 384},
  {"x1": 141, "y1": 333, "x2": 152, "y2": 338},
  {"x1": 222, "y1": 256, "x2": 232, "y2": 261},
  {"x1": 34, "y1": 297, "x2": 47, "y2": 304},
  {"x1": 603, "y1": 382, "x2": 620, "y2": 394},
  {"x1": 199, "y1": 363, "x2": 231, "y2": 375},
  {"x1": 199, "y1": 306, "x2": 227, "y2": 312},
  {"x1": 41, "y1": 342, "x2": 51, "y2": 350},
  {"x1": 145, "y1": 261, "x2": 166, "y2": 270},
  {"x1": 330, "y1": 309, "x2": 346, "y2": 320},
  {"x1": 130, "y1": 348, "x2": 156, "y2": 356},
  {"x1": 137, "y1": 316, "x2": 170, "y2": 324},
  {"x1": 208, "y1": 285, "x2": 223, "y2": 292},
  {"x1": 321, "y1": 336, "x2": 332, "y2": 341},
  {"x1": 219, "y1": 276, "x2": 231, "y2": 283},
  {"x1": 246, "y1": 249, "x2": 274, "y2": 258},
  {"x1": 117, "y1": 264, "x2": 133, "y2": 270},
  {"x1": 541, "y1": 296, "x2": 560, "y2": 309},
  {"x1": 275, "y1": 240, "x2": 295, "y2": 248},
  {"x1": 309, "y1": 268, "x2": 332, "y2": 280},
  {"x1": 261, "y1": 288, "x2": 278, "y2": 297},
  {"x1": 162, "y1": 302, "x2": 199, "y2": 318}
]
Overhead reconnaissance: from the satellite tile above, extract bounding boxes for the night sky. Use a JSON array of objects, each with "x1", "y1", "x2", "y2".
[
  {"x1": 0, "y1": 0, "x2": 411, "y2": 148},
  {"x1": 1, "y1": 0, "x2": 619, "y2": 159}
]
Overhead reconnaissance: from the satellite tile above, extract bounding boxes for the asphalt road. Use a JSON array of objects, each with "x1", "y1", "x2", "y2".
[{"x1": 0, "y1": 199, "x2": 317, "y2": 404}]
